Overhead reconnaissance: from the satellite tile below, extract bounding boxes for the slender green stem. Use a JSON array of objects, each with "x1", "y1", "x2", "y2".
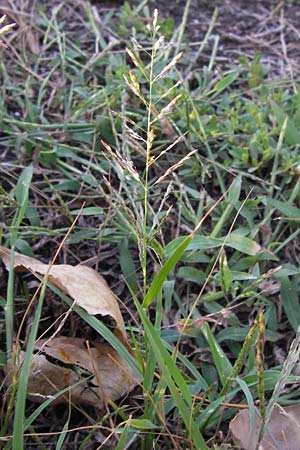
[
  {"x1": 5, "y1": 246, "x2": 15, "y2": 354},
  {"x1": 142, "y1": 32, "x2": 157, "y2": 296}
]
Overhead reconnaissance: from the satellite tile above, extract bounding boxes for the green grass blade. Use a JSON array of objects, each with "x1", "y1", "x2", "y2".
[
  {"x1": 225, "y1": 232, "x2": 261, "y2": 255},
  {"x1": 133, "y1": 296, "x2": 209, "y2": 449},
  {"x1": 270, "y1": 100, "x2": 300, "y2": 145},
  {"x1": 115, "y1": 420, "x2": 131, "y2": 450},
  {"x1": 118, "y1": 239, "x2": 139, "y2": 294},
  {"x1": 267, "y1": 198, "x2": 300, "y2": 220},
  {"x1": 12, "y1": 280, "x2": 47, "y2": 450},
  {"x1": 165, "y1": 233, "x2": 261, "y2": 258},
  {"x1": 211, "y1": 71, "x2": 239, "y2": 98},
  {"x1": 55, "y1": 404, "x2": 71, "y2": 450},
  {"x1": 280, "y1": 276, "x2": 300, "y2": 332},
  {"x1": 233, "y1": 377, "x2": 256, "y2": 449},
  {"x1": 6, "y1": 166, "x2": 33, "y2": 353},
  {"x1": 142, "y1": 235, "x2": 193, "y2": 307},
  {"x1": 260, "y1": 327, "x2": 300, "y2": 441},
  {"x1": 202, "y1": 323, "x2": 232, "y2": 386}
]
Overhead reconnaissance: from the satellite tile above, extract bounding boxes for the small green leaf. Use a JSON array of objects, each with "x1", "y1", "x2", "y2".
[
  {"x1": 25, "y1": 205, "x2": 41, "y2": 227},
  {"x1": 165, "y1": 233, "x2": 261, "y2": 258},
  {"x1": 212, "y1": 71, "x2": 239, "y2": 97},
  {"x1": 270, "y1": 100, "x2": 300, "y2": 145},
  {"x1": 15, "y1": 239, "x2": 34, "y2": 257},
  {"x1": 267, "y1": 198, "x2": 300, "y2": 220},
  {"x1": 225, "y1": 232, "x2": 261, "y2": 255},
  {"x1": 15, "y1": 165, "x2": 33, "y2": 206},
  {"x1": 227, "y1": 174, "x2": 241, "y2": 206},
  {"x1": 71, "y1": 207, "x2": 103, "y2": 215},
  {"x1": 230, "y1": 271, "x2": 257, "y2": 281},
  {"x1": 220, "y1": 250, "x2": 232, "y2": 293},
  {"x1": 177, "y1": 267, "x2": 206, "y2": 285},
  {"x1": 129, "y1": 419, "x2": 157, "y2": 430}
]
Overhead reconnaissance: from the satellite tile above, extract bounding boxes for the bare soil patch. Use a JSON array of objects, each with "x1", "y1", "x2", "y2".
[{"x1": 154, "y1": 0, "x2": 300, "y2": 80}]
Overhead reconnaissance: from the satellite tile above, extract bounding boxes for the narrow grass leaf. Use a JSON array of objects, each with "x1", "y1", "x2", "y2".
[
  {"x1": 202, "y1": 323, "x2": 232, "y2": 386},
  {"x1": 177, "y1": 267, "x2": 206, "y2": 284},
  {"x1": 115, "y1": 421, "x2": 131, "y2": 450},
  {"x1": 233, "y1": 376, "x2": 256, "y2": 439},
  {"x1": 280, "y1": 277, "x2": 300, "y2": 332},
  {"x1": 225, "y1": 232, "x2": 261, "y2": 255},
  {"x1": 227, "y1": 174, "x2": 241, "y2": 206},
  {"x1": 15, "y1": 165, "x2": 33, "y2": 206},
  {"x1": 267, "y1": 198, "x2": 300, "y2": 220},
  {"x1": 55, "y1": 407, "x2": 71, "y2": 450},
  {"x1": 6, "y1": 168, "x2": 33, "y2": 352},
  {"x1": 12, "y1": 281, "x2": 46, "y2": 450},
  {"x1": 134, "y1": 297, "x2": 209, "y2": 449},
  {"x1": 70, "y1": 207, "x2": 103, "y2": 215},
  {"x1": 143, "y1": 235, "x2": 193, "y2": 307},
  {"x1": 130, "y1": 419, "x2": 157, "y2": 430},
  {"x1": 163, "y1": 279, "x2": 175, "y2": 312},
  {"x1": 137, "y1": 301, "x2": 192, "y2": 405},
  {"x1": 211, "y1": 71, "x2": 239, "y2": 97},
  {"x1": 270, "y1": 100, "x2": 300, "y2": 145},
  {"x1": 119, "y1": 240, "x2": 139, "y2": 294},
  {"x1": 165, "y1": 233, "x2": 261, "y2": 259}
]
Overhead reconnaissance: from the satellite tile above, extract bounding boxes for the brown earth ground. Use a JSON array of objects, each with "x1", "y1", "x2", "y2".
[
  {"x1": 155, "y1": 0, "x2": 300, "y2": 80},
  {"x1": 3, "y1": 0, "x2": 300, "y2": 79},
  {"x1": 95, "y1": 0, "x2": 300, "y2": 79}
]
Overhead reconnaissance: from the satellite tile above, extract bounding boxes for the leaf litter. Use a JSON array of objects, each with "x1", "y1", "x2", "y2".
[
  {"x1": 6, "y1": 338, "x2": 137, "y2": 407},
  {"x1": 230, "y1": 404, "x2": 300, "y2": 450},
  {"x1": 0, "y1": 246, "x2": 139, "y2": 407}
]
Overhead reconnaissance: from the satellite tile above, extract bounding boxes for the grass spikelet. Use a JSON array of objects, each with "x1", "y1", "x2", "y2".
[
  {"x1": 256, "y1": 310, "x2": 266, "y2": 421},
  {"x1": 220, "y1": 312, "x2": 260, "y2": 397}
]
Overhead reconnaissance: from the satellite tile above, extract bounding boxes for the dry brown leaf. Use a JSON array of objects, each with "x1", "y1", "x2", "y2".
[
  {"x1": 1, "y1": 247, "x2": 140, "y2": 407},
  {"x1": 6, "y1": 337, "x2": 138, "y2": 407},
  {"x1": 26, "y1": 28, "x2": 39, "y2": 54},
  {"x1": 230, "y1": 404, "x2": 300, "y2": 450},
  {"x1": 0, "y1": 246, "x2": 126, "y2": 342}
]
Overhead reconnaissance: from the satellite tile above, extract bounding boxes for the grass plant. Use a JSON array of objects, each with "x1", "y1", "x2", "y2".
[{"x1": 1, "y1": 1, "x2": 300, "y2": 449}]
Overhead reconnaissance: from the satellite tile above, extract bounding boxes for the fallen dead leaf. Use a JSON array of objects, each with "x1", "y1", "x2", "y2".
[
  {"x1": 0, "y1": 246, "x2": 127, "y2": 343},
  {"x1": 26, "y1": 27, "x2": 39, "y2": 54},
  {"x1": 230, "y1": 404, "x2": 300, "y2": 450},
  {"x1": 0, "y1": 247, "x2": 139, "y2": 407},
  {"x1": 6, "y1": 337, "x2": 138, "y2": 407}
]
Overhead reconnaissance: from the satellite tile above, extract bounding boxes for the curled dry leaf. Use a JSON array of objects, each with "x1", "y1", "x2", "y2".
[
  {"x1": 0, "y1": 246, "x2": 126, "y2": 343},
  {"x1": 230, "y1": 404, "x2": 300, "y2": 450},
  {"x1": 6, "y1": 337, "x2": 138, "y2": 407},
  {"x1": 0, "y1": 246, "x2": 139, "y2": 406}
]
